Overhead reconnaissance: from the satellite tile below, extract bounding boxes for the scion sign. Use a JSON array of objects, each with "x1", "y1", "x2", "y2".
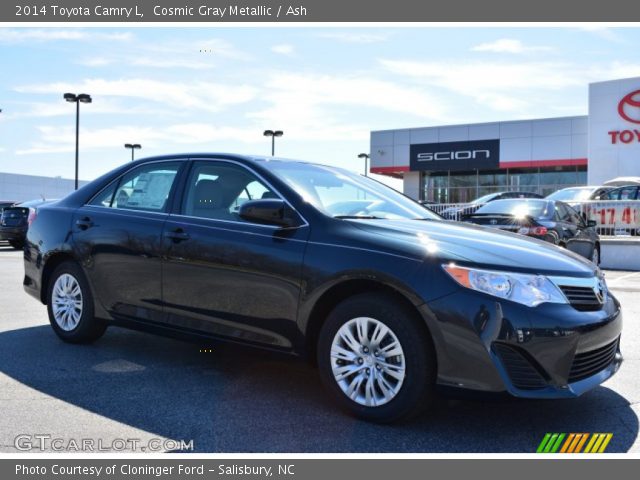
[{"x1": 410, "y1": 139, "x2": 500, "y2": 172}]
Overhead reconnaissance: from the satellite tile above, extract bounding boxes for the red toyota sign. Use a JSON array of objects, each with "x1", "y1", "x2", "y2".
[
  {"x1": 618, "y1": 89, "x2": 640, "y2": 124},
  {"x1": 608, "y1": 89, "x2": 640, "y2": 144}
]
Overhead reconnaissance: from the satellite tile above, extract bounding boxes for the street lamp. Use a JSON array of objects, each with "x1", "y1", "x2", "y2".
[
  {"x1": 64, "y1": 93, "x2": 92, "y2": 190},
  {"x1": 263, "y1": 129, "x2": 283, "y2": 156},
  {"x1": 124, "y1": 143, "x2": 142, "y2": 161},
  {"x1": 358, "y1": 153, "x2": 370, "y2": 177}
]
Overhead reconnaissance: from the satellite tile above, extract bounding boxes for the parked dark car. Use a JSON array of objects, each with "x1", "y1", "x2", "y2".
[
  {"x1": 0, "y1": 201, "x2": 16, "y2": 214},
  {"x1": 596, "y1": 185, "x2": 640, "y2": 200},
  {"x1": 546, "y1": 186, "x2": 613, "y2": 204},
  {"x1": 0, "y1": 199, "x2": 51, "y2": 249},
  {"x1": 24, "y1": 154, "x2": 622, "y2": 422},
  {"x1": 462, "y1": 199, "x2": 601, "y2": 264},
  {"x1": 440, "y1": 191, "x2": 543, "y2": 220}
]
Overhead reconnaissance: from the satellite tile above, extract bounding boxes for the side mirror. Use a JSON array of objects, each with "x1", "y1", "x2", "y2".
[
  {"x1": 238, "y1": 199, "x2": 300, "y2": 228},
  {"x1": 587, "y1": 220, "x2": 597, "y2": 228}
]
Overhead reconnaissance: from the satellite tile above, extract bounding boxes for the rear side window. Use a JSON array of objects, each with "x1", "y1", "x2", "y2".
[
  {"x1": 88, "y1": 162, "x2": 181, "y2": 212},
  {"x1": 603, "y1": 189, "x2": 620, "y2": 200},
  {"x1": 619, "y1": 187, "x2": 638, "y2": 200}
]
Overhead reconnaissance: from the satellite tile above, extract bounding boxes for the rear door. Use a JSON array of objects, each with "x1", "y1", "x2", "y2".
[
  {"x1": 72, "y1": 160, "x2": 183, "y2": 323},
  {"x1": 160, "y1": 159, "x2": 309, "y2": 350}
]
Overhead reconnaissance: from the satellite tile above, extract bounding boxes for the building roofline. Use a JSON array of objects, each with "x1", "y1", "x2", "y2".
[{"x1": 370, "y1": 114, "x2": 589, "y2": 134}]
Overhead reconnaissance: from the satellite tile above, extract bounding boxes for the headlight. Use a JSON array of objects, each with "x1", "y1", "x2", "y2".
[{"x1": 443, "y1": 263, "x2": 567, "y2": 307}]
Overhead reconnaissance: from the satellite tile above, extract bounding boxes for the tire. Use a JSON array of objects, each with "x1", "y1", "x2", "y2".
[
  {"x1": 47, "y1": 261, "x2": 106, "y2": 343},
  {"x1": 9, "y1": 240, "x2": 24, "y2": 250},
  {"x1": 317, "y1": 293, "x2": 436, "y2": 423}
]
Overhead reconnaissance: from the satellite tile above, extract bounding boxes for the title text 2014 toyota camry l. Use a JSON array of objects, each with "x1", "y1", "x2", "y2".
[{"x1": 23, "y1": 154, "x2": 622, "y2": 422}]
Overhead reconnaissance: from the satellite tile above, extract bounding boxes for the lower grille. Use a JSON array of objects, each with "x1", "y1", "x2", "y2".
[
  {"x1": 559, "y1": 286, "x2": 602, "y2": 312},
  {"x1": 493, "y1": 343, "x2": 548, "y2": 390},
  {"x1": 569, "y1": 338, "x2": 619, "y2": 383}
]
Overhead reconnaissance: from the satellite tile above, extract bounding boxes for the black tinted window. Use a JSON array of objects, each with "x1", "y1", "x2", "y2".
[{"x1": 182, "y1": 162, "x2": 278, "y2": 222}]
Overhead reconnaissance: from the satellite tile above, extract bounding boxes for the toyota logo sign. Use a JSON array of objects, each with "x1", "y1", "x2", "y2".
[
  {"x1": 618, "y1": 89, "x2": 640, "y2": 124},
  {"x1": 608, "y1": 89, "x2": 640, "y2": 144}
]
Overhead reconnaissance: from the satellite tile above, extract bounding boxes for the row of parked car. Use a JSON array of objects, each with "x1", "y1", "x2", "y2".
[
  {"x1": 0, "y1": 199, "x2": 54, "y2": 249},
  {"x1": 425, "y1": 177, "x2": 640, "y2": 265}
]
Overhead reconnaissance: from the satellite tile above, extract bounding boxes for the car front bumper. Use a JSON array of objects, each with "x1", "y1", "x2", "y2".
[{"x1": 425, "y1": 285, "x2": 622, "y2": 398}]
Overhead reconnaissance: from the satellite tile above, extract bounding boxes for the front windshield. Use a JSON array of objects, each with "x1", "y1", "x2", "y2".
[
  {"x1": 266, "y1": 161, "x2": 439, "y2": 220},
  {"x1": 546, "y1": 188, "x2": 592, "y2": 202},
  {"x1": 475, "y1": 199, "x2": 549, "y2": 217}
]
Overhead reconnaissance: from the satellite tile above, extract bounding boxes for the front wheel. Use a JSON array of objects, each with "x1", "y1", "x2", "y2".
[
  {"x1": 317, "y1": 293, "x2": 436, "y2": 423},
  {"x1": 47, "y1": 262, "x2": 106, "y2": 343}
]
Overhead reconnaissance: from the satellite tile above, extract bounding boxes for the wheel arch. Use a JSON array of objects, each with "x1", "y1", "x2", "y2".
[
  {"x1": 40, "y1": 252, "x2": 78, "y2": 304},
  {"x1": 302, "y1": 277, "x2": 436, "y2": 366}
]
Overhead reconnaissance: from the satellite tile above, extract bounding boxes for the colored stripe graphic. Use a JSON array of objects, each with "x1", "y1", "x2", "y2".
[{"x1": 537, "y1": 433, "x2": 613, "y2": 453}]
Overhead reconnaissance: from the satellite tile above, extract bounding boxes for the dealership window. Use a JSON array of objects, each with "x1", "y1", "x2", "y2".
[{"x1": 422, "y1": 165, "x2": 586, "y2": 203}]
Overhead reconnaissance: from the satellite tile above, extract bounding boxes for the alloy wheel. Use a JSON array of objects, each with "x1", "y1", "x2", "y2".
[
  {"x1": 51, "y1": 273, "x2": 83, "y2": 331},
  {"x1": 330, "y1": 317, "x2": 406, "y2": 407}
]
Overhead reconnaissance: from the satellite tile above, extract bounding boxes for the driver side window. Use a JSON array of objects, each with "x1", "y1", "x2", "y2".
[{"x1": 182, "y1": 162, "x2": 278, "y2": 223}]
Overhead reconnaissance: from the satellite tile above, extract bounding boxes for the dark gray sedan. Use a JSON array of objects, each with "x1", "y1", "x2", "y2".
[{"x1": 462, "y1": 199, "x2": 601, "y2": 264}]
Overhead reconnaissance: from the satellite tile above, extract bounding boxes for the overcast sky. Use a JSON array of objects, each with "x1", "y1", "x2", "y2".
[{"x1": 1, "y1": 26, "x2": 640, "y2": 185}]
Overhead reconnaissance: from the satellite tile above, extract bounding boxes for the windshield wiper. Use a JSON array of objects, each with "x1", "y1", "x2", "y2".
[{"x1": 333, "y1": 215, "x2": 383, "y2": 219}]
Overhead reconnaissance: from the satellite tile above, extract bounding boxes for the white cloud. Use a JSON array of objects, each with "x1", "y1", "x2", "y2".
[
  {"x1": 9, "y1": 98, "x2": 163, "y2": 119},
  {"x1": 0, "y1": 29, "x2": 132, "y2": 43},
  {"x1": 194, "y1": 38, "x2": 251, "y2": 60},
  {"x1": 380, "y1": 57, "x2": 640, "y2": 114},
  {"x1": 78, "y1": 57, "x2": 112, "y2": 67},
  {"x1": 317, "y1": 32, "x2": 388, "y2": 44},
  {"x1": 471, "y1": 38, "x2": 553, "y2": 54},
  {"x1": 129, "y1": 57, "x2": 214, "y2": 70},
  {"x1": 15, "y1": 78, "x2": 258, "y2": 113},
  {"x1": 271, "y1": 44, "x2": 295, "y2": 55},
  {"x1": 577, "y1": 26, "x2": 625, "y2": 43},
  {"x1": 15, "y1": 123, "x2": 264, "y2": 155}
]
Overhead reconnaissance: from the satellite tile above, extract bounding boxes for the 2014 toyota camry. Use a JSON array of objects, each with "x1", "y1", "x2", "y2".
[{"x1": 23, "y1": 154, "x2": 623, "y2": 422}]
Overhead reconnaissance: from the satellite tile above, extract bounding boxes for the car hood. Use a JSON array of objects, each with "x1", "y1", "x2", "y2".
[{"x1": 347, "y1": 218, "x2": 597, "y2": 277}]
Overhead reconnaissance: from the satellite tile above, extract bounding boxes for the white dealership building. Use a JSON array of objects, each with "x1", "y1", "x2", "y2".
[
  {"x1": 370, "y1": 76, "x2": 640, "y2": 203},
  {"x1": 0, "y1": 172, "x2": 87, "y2": 203}
]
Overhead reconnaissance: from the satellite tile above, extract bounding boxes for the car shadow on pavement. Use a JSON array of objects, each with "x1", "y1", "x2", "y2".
[{"x1": 0, "y1": 324, "x2": 636, "y2": 453}]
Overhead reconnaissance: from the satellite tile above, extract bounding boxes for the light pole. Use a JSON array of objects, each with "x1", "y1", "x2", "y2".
[
  {"x1": 263, "y1": 129, "x2": 283, "y2": 156},
  {"x1": 64, "y1": 93, "x2": 92, "y2": 190},
  {"x1": 358, "y1": 153, "x2": 370, "y2": 177},
  {"x1": 125, "y1": 143, "x2": 141, "y2": 161}
]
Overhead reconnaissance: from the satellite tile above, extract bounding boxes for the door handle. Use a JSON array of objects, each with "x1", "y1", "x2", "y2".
[
  {"x1": 166, "y1": 228, "x2": 190, "y2": 242},
  {"x1": 76, "y1": 217, "x2": 93, "y2": 230}
]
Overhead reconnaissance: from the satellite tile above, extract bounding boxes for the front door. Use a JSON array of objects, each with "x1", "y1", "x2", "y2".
[{"x1": 161, "y1": 159, "x2": 309, "y2": 350}]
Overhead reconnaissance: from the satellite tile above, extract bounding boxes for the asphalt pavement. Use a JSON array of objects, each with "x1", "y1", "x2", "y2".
[{"x1": 0, "y1": 243, "x2": 639, "y2": 453}]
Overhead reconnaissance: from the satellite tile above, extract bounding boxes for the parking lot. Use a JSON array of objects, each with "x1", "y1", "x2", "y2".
[{"x1": 0, "y1": 243, "x2": 639, "y2": 453}]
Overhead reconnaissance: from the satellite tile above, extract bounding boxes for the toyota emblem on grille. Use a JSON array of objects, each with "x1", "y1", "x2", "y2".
[{"x1": 490, "y1": 219, "x2": 498, "y2": 225}]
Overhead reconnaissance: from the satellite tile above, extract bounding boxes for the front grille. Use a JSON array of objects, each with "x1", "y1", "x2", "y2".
[
  {"x1": 559, "y1": 285, "x2": 602, "y2": 311},
  {"x1": 569, "y1": 338, "x2": 619, "y2": 383},
  {"x1": 493, "y1": 343, "x2": 548, "y2": 390}
]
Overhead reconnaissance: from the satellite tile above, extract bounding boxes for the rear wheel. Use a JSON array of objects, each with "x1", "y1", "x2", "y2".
[
  {"x1": 317, "y1": 293, "x2": 436, "y2": 423},
  {"x1": 47, "y1": 262, "x2": 106, "y2": 343}
]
